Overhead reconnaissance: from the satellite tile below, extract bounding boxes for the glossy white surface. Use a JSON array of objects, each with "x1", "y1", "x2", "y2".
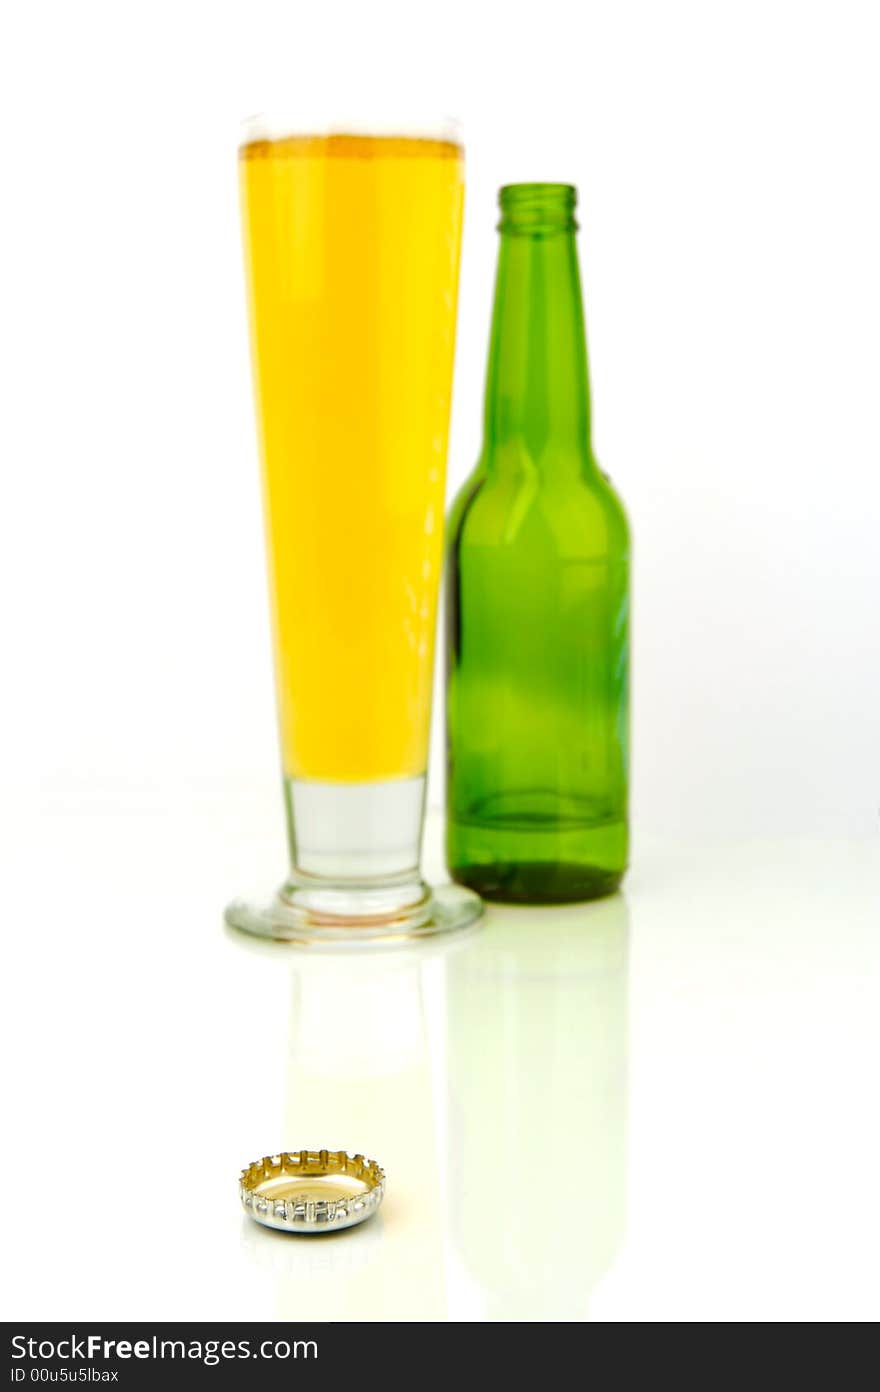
[
  {"x1": 2, "y1": 788, "x2": 877, "y2": 1321},
  {"x1": 3, "y1": 0, "x2": 880, "y2": 1328}
]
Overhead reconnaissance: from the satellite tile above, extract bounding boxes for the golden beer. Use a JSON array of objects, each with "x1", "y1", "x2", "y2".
[{"x1": 239, "y1": 133, "x2": 464, "y2": 782}]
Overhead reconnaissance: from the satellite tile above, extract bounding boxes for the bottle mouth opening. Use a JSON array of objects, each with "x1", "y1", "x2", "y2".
[{"x1": 498, "y1": 183, "x2": 577, "y2": 232}]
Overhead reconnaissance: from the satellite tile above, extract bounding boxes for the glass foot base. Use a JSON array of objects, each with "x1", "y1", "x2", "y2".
[{"x1": 225, "y1": 875, "x2": 483, "y2": 948}]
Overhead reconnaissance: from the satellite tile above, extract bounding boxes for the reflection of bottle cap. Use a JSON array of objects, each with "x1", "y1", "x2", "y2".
[{"x1": 240, "y1": 1150, "x2": 385, "y2": 1234}]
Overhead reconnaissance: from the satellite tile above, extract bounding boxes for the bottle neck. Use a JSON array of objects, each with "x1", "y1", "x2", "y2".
[{"x1": 483, "y1": 185, "x2": 592, "y2": 468}]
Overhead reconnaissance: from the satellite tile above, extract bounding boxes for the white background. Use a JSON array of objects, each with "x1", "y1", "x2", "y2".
[
  {"x1": 3, "y1": 0, "x2": 878, "y2": 834},
  {"x1": 1, "y1": 0, "x2": 879, "y2": 1325}
]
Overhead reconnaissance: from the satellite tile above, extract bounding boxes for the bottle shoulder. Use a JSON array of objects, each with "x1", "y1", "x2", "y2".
[
  {"x1": 447, "y1": 466, "x2": 487, "y2": 542},
  {"x1": 449, "y1": 451, "x2": 630, "y2": 561}
]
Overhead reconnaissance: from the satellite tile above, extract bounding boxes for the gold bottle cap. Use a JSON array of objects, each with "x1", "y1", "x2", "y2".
[{"x1": 240, "y1": 1149, "x2": 385, "y2": 1234}]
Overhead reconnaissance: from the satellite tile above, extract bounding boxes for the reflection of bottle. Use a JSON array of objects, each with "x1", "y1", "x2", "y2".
[
  {"x1": 444, "y1": 897, "x2": 628, "y2": 1320},
  {"x1": 446, "y1": 183, "x2": 629, "y2": 903},
  {"x1": 268, "y1": 953, "x2": 447, "y2": 1321}
]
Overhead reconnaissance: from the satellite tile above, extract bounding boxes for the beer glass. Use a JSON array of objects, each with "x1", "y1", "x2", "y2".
[{"x1": 226, "y1": 118, "x2": 482, "y2": 944}]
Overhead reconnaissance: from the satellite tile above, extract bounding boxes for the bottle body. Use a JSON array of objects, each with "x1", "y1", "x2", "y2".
[{"x1": 445, "y1": 185, "x2": 629, "y2": 902}]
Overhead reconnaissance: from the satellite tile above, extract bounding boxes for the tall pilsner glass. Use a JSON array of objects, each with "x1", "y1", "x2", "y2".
[{"x1": 226, "y1": 120, "x2": 482, "y2": 944}]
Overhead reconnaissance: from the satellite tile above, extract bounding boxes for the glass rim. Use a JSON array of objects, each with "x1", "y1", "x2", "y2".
[{"x1": 240, "y1": 111, "x2": 463, "y2": 149}]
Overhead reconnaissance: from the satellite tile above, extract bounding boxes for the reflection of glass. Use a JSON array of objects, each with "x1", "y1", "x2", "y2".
[
  {"x1": 226, "y1": 121, "x2": 481, "y2": 943},
  {"x1": 243, "y1": 949, "x2": 449, "y2": 1320},
  {"x1": 444, "y1": 897, "x2": 628, "y2": 1320}
]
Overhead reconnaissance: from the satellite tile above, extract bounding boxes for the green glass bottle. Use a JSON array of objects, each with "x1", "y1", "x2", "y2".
[{"x1": 445, "y1": 183, "x2": 629, "y2": 903}]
